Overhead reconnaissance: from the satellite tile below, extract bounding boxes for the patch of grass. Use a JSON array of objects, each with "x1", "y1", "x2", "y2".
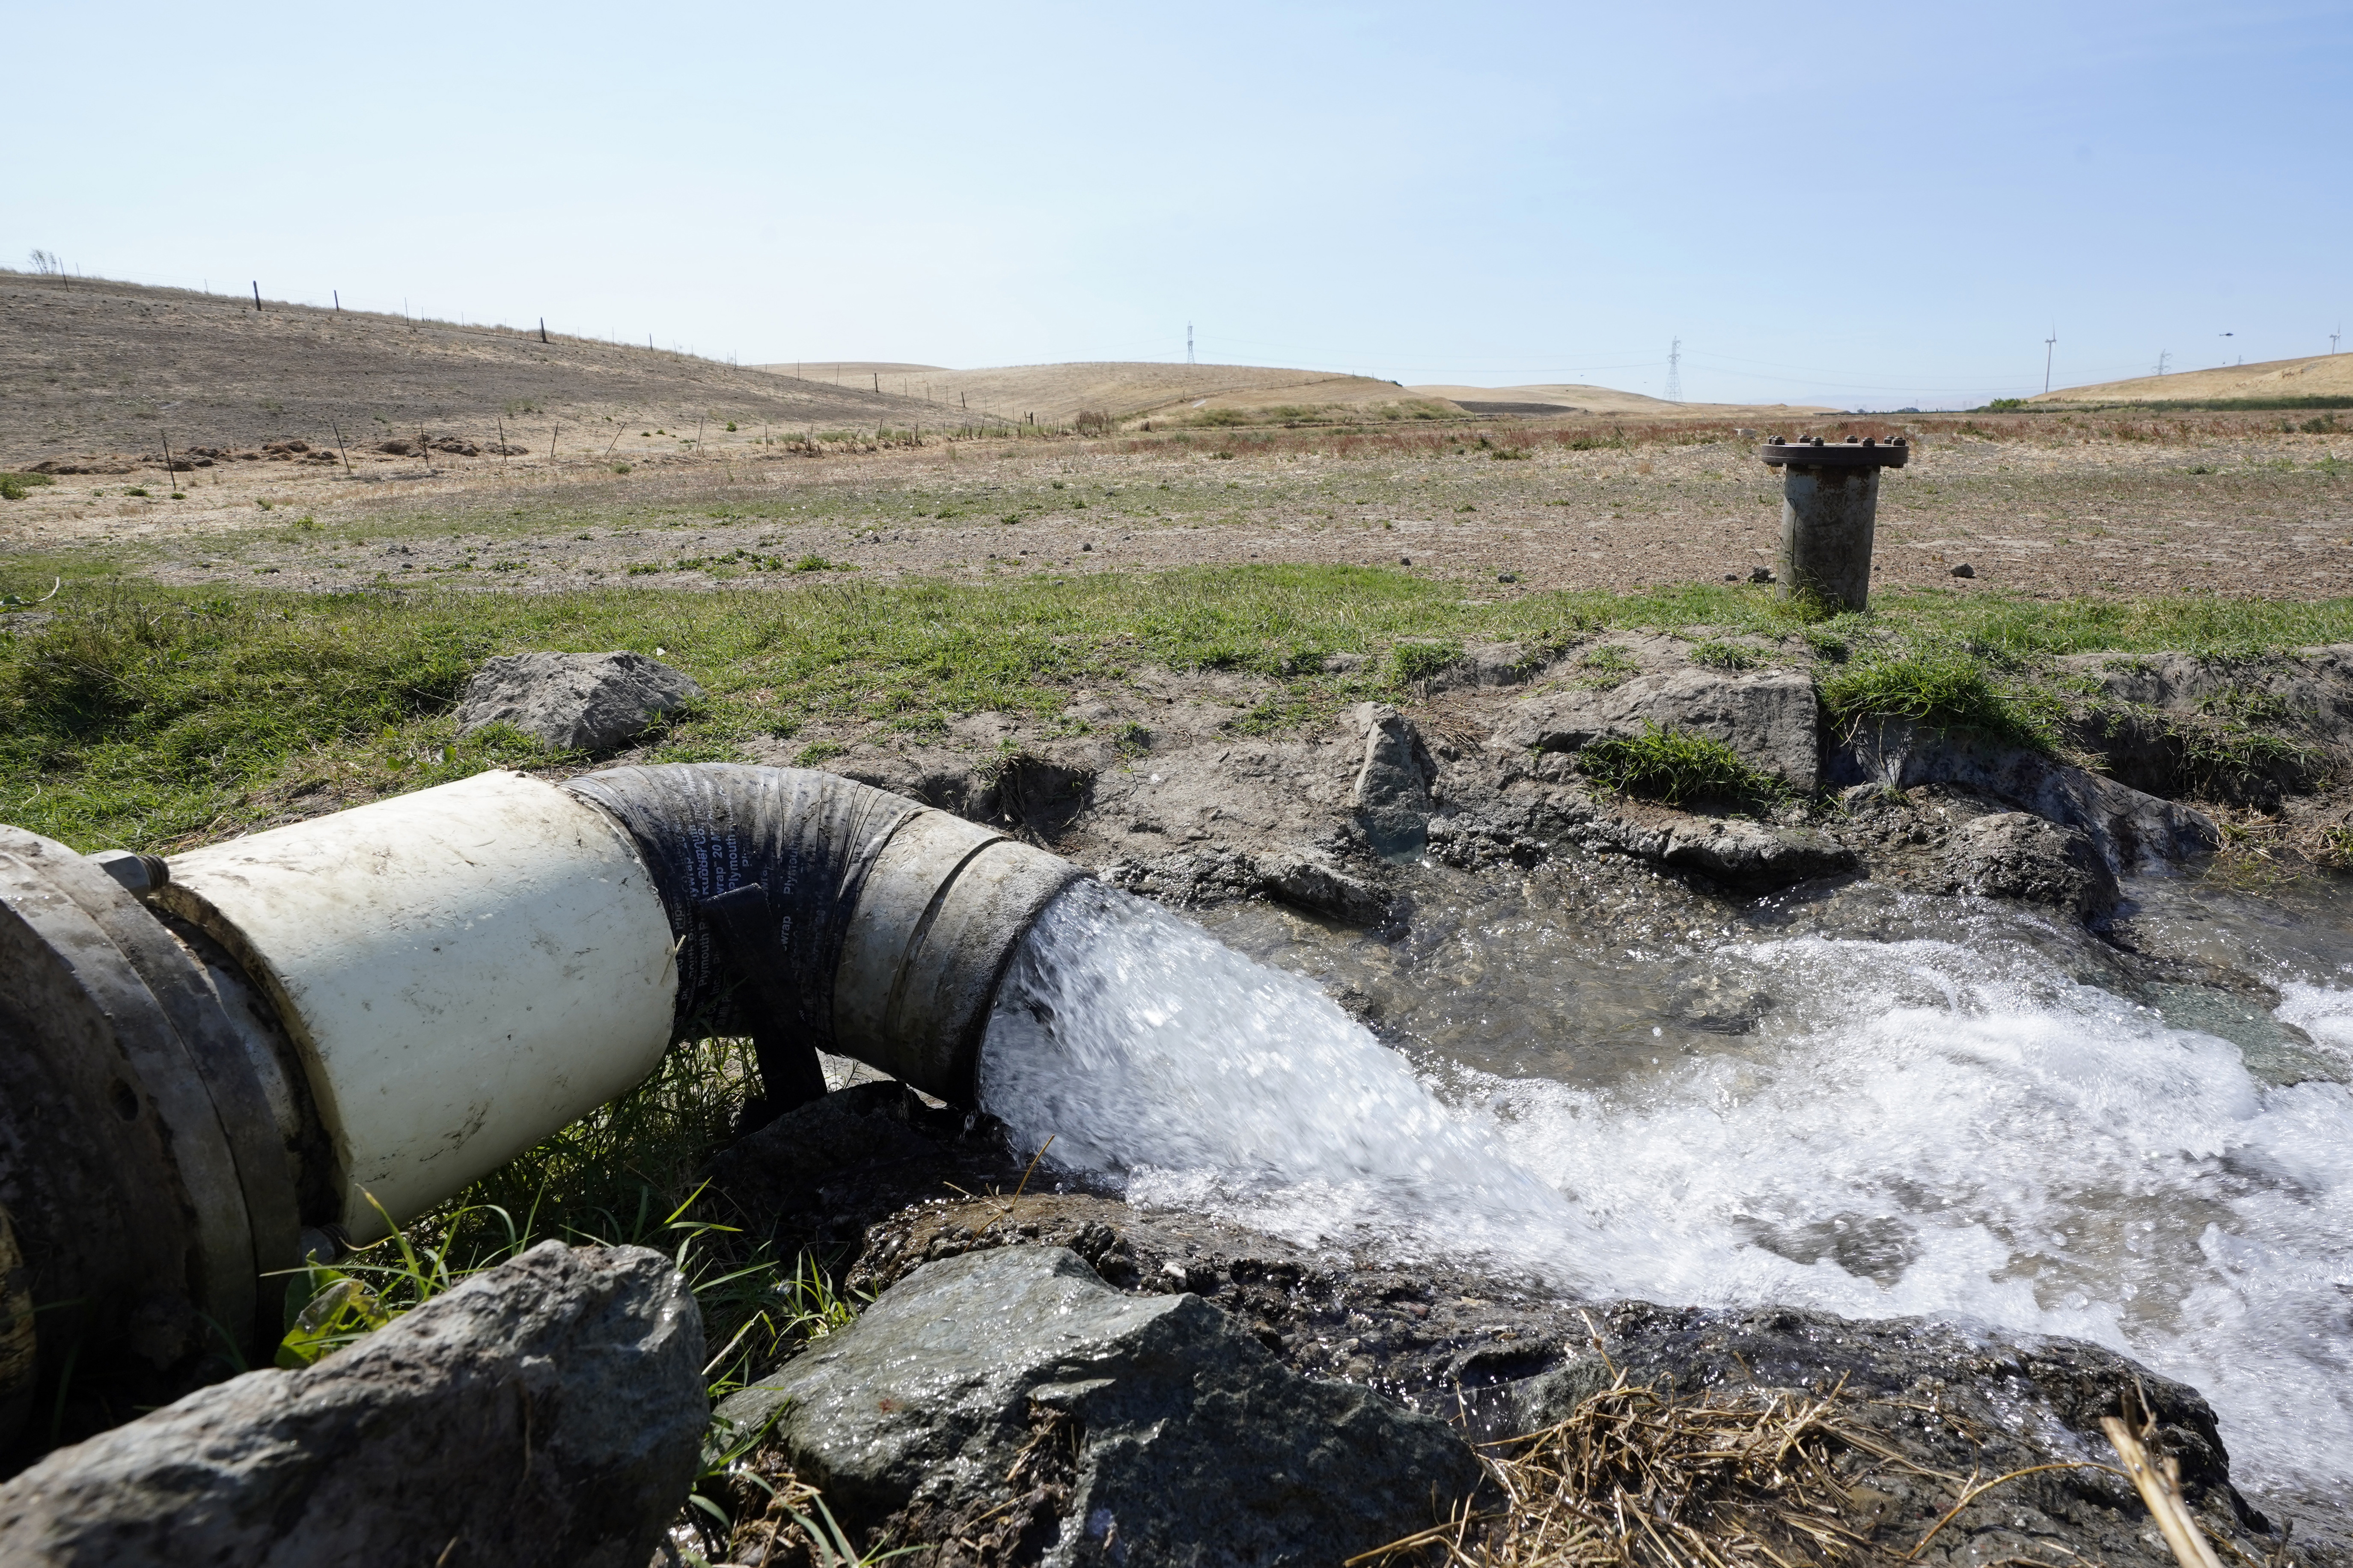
[
  {"x1": 1577, "y1": 644, "x2": 1640, "y2": 685},
  {"x1": 794, "y1": 739, "x2": 848, "y2": 766},
  {"x1": 1687, "y1": 639, "x2": 1757, "y2": 671},
  {"x1": 4, "y1": 568, "x2": 2348, "y2": 853},
  {"x1": 1578, "y1": 722, "x2": 1779, "y2": 807},
  {"x1": 791, "y1": 555, "x2": 852, "y2": 573},
  {"x1": 1389, "y1": 638, "x2": 1464, "y2": 684},
  {"x1": 1818, "y1": 650, "x2": 2049, "y2": 745},
  {"x1": 0, "y1": 471, "x2": 58, "y2": 501}
]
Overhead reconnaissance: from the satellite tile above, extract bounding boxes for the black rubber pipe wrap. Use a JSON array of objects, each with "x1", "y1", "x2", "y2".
[{"x1": 565, "y1": 764, "x2": 1085, "y2": 1103}]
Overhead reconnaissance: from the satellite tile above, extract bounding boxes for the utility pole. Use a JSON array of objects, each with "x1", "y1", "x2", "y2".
[
  {"x1": 1187, "y1": 322, "x2": 1195, "y2": 365},
  {"x1": 2156, "y1": 350, "x2": 2170, "y2": 376},
  {"x1": 2333, "y1": 324, "x2": 2342, "y2": 356},
  {"x1": 1663, "y1": 338, "x2": 1683, "y2": 403},
  {"x1": 2043, "y1": 327, "x2": 2057, "y2": 395}
]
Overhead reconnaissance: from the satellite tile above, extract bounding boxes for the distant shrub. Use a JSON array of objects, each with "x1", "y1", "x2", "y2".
[{"x1": 0, "y1": 472, "x2": 56, "y2": 501}]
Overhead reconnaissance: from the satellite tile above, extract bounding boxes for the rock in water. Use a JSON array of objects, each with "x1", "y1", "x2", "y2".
[
  {"x1": 1946, "y1": 811, "x2": 2120, "y2": 920},
  {"x1": 716, "y1": 1245, "x2": 1478, "y2": 1565},
  {"x1": 0, "y1": 1241, "x2": 705, "y2": 1568},
  {"x1": 1495, "y1": 667, "x2": 1822, "y2": 793},
  {"x1": 454, "y1": 650, "x2": 703, "y2": 751},
  {"x1": 1351, "y1": 702, "x2": 1433, "y2": 857}
]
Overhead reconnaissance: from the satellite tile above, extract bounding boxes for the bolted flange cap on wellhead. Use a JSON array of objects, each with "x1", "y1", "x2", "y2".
[{"x1": 1760, "y1": 434, "x2": 1909, "y2": 469}]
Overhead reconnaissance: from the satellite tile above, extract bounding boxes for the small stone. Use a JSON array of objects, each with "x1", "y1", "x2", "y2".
[
  {"x1": 1951, "y1": 563, "x2": 1975, "y2": 578},
  {"x1": 1945, "y1": 811, "x2": 2118, "y2": 921},
  {"x1": 1497, "y1": 571, "x2": 1518, "y2": 583}
]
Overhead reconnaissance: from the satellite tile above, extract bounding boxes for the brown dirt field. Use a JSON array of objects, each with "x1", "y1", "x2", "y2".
[
  {"x1": 0, "y1": 273, "x2": 961, "y2": 468},
  {"x1": 9, "y1": 410, "x2": 2347, "y2": 603},
  {"x1": 2033, "y1": 350, "x2": 2353, "y2": 406}
]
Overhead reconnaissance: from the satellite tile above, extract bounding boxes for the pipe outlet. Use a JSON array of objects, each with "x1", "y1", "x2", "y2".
[{"x1": 0, "y1": 763, "x2": 1085, "y2": 1442}]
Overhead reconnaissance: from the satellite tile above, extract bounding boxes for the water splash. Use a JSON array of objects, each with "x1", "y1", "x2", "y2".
[
  {"x1": 978, "y1": 878, "x2": 2353, "y2": 1506},
  {"x1": 979, "y1": 879, "x2": 1574, "y2": 1266}
]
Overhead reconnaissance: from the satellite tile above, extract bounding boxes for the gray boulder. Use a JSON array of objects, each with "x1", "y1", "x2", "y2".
[
  {"x1": 1655, "y1": 817, "x2": 1858, "y2": 889},
  {"x1": 1259, "y1": 847, "x2": 1388, "y2": 925},
  {"x1": 0, "y1": 1241, "x2": 705, "y2": 1568},
  {"x1": 1839, "y1": 721, "x2": 2215, "y2": 870},
  {"x1": 716, "y1": 1245, "x2": 1477, "y2": 1567},
  {"x1": 1945, "y1": 811, "x2": 2119, "y2": 921},
  {"x1": 1351, "y1": 703, "x2": 1433, "y2": 857},
  {"x1": 1496, "y1": 667, "x2": 1822, "y2": 793},
  {"x1": 455, "y1": 651, "x2": 703, "y2": 751}
]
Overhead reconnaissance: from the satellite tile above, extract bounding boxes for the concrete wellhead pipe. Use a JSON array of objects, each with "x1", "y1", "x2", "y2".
[{"x1": 0, "y1": 765, "x2": 1082, "y2": 1453}]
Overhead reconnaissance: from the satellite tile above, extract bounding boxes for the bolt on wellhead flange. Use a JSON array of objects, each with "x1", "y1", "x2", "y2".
[{"x1": 1759, "y1": 434, "x2": 1908, "y2": 612}]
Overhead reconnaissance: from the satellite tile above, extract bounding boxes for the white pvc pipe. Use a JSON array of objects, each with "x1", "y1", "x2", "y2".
[{"x1": 159, "y1": 772, "x2": 677, "y2": 1241}]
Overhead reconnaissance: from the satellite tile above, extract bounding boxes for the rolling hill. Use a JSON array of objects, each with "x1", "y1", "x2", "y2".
[{"x1": 0, "y1": 273, "x2": 955, "y2": 466}]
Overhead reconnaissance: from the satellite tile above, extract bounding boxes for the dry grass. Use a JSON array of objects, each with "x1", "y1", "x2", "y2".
[
  {"x1": 1360, "y1": 1375, "x2": 1872, "y2": 1568},
  {"x1": 1352, "y1": 1364, "x2": 2167, "y2": 1568}
]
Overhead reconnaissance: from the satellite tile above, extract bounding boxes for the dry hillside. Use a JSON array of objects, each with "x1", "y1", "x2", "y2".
[
  {"x1": 757, "y1": 361, "x2": 1463, "y2": 425},
  {"x1": 0, "y1": 273, "x2": 956, "y2": 467},
  {"x1": 2033, "y1": 352, "x2": 2353, "y2": 406},
  {"x1": 1410, "y1": 382, "x2": 1835, "y2": 418}
]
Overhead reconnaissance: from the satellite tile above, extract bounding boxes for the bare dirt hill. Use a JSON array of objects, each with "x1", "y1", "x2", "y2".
[
  {"x1": 0, "y1": 273, "x2": 953, "y2": 467},
  {"x1": 759, "y1": 361, "x2": 1464, "y2": 426},
  {"x1": 2032, "y1": 352, "x2": 2353, "y2": 406},
  {"x1": 1410, "y1": 383, "x2": 1835, "y2": 418}
]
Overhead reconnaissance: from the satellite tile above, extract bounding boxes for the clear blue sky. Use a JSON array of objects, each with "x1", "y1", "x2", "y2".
[{"x1": 12, "y1": 1, "x2": 2347, "y2": 408}]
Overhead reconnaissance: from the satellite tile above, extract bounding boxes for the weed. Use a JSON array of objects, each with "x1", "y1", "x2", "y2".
[
  {"x1": 613, "y1": 463, "x2": 633, "y2": 475},
  {"x1": 1390, "y1": 639, "x2": 1464, "y2": 685},
  {"x1": 725, "y1": 421, "x2": 738, "y2": 432},
  {"x1": 1111, "y1": 720, "x2": 1151, "y2": 756},
  {"x1": 123, "y1": 486, "x2": 150, "y2": 498},
  {"x1": 0, "y1": 472, "x2": 57, "y2": 501},
  {"x1": 794, "y1": 739, "x2": 849, "y2": 766},
  {"x1": 1577, "y1": 722, "x2": 1779, "y2": 807},
  {"x1": 1577, "y1": 644, "x2": 1640, "y2": 684},
  {"x1": 626, "y1": 563, "x2": 662, "y2": 576},
  {"x1": 791, "y1": 555, "x2": 852, "y2": 573},
  {"x1": 2314, "y1": 823, "x2": 2353, "y2": 872},
  {"x1": 1687, "y1": 639, "x2": 1757, "y2": 671},
  {"x1": 1818, "y1": 650, "x2": 2044, "y2": 745}
]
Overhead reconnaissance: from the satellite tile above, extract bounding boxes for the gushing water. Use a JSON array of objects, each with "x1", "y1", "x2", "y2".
[
  {"x1": 979, "y1": 880, "x2": 1576, "y2": 1263},
  {"x1": 978, "y1": 876, "x2": 2353, "y2": 1509}
]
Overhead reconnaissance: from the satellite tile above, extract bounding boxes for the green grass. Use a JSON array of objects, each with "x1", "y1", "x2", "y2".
[
  {"x1": 1687, "y1": 639, "x2": 1758, "y2": 671},
  {"x1": 0, "y1": 472, "x2": 58, "y2": 501},
  {"x1": 1577, "y1": 722, "x2": 1779, "y2": 807},
  {"x1": 1816, "y1": 649, "x2": 2051, "y2": 746},
  {"x1": 4, "y1": 569, "x2": 2350, "y2": 853}
]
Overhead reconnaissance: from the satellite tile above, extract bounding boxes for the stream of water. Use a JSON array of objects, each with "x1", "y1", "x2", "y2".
[{"x1": 976, "y1": 870, "x2": 2353, "y2": 1514}]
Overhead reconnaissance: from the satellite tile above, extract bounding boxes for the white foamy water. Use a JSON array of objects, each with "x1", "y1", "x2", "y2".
[{"x1": 978, "y1": 881, "x2": 2353, "y2": 1505}]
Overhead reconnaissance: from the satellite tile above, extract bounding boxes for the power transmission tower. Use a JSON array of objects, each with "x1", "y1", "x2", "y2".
[
  {"x1": 1663, "y1": 339, "x2": 1682, "y2": 403},
  {"x1": 2333, "y1": 324, "x2": 2343, "y2": 356},
  {"x1": 2156, "y1": 350, "x2": 2170, "y2": 376},
  {"x1": 2043, "y1": 327, "x2": 2058, "y2": 394},
  {"x1": 1187, "y1": 323, "x2": 1195, "y2": 365}
]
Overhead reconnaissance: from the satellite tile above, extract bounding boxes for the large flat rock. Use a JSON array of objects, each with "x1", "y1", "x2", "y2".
[
  {"x1": 717, "y1": 1244, "x2": 1477, "y2": 1566},
  {"x1": 1493, "y1": 667, "x2": 1823, "y2": 793},
  {"x1": 0, "y1": 1242, "x2": 704, "y2": 1568}
]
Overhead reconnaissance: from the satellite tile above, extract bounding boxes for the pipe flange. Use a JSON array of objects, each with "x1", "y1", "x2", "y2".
[{"x1": 1760, "y1": 435, "x2": 1909, "y2": 469}]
